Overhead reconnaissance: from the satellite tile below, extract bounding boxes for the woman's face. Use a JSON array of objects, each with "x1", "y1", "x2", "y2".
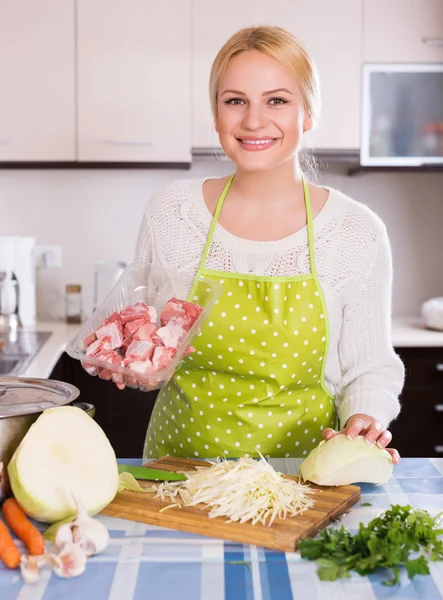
[{"x1": 215, "y1": 50, "x2": 312, "y2": 173}]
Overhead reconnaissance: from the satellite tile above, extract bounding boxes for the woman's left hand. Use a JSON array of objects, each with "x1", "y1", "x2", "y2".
[{"x1": 322, "y1": 413, "x2": 400, "y2": 464}]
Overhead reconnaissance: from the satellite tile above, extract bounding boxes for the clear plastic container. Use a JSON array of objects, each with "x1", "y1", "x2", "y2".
[{"x1": 66, "y1": 262, "x2": 222, "y2": 391}]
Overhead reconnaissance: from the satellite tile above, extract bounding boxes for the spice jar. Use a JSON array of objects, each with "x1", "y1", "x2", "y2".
[{"x1": 66, "y1": 284, "x2": 82, "y2": 324}]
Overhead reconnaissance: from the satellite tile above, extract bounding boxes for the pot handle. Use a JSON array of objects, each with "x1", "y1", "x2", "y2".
[{"x1": 72, "y1": 402, "x2": 95, "y2": 418}]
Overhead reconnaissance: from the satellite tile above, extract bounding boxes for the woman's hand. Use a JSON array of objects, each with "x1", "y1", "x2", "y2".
[{"x1": 322, "y1": 413, "x2": 400, "y2": 464}]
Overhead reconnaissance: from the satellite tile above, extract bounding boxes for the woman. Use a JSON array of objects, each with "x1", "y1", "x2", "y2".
[{"x1": 136, "y1": 26, "x2": 404, "y2": 462}]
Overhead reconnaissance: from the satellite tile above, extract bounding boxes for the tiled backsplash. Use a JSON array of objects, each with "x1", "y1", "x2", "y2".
[{"x1": 1, "y1": 158, "x2": 442, "y2": 318}]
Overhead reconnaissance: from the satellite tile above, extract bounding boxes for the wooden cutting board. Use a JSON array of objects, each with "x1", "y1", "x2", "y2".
[{"x1": 101, "y1": 456, "x2": 361, "y2": 552}]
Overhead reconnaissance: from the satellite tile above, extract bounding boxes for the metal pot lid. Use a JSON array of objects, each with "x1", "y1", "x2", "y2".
[{"x1": 0, "y1": 377, "x2": 80, "y2": 418}]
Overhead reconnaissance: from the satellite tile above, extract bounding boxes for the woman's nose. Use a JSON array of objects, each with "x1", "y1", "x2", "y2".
[{"x1": 242, "y1": 103, "x2": 267, "y2": 130}]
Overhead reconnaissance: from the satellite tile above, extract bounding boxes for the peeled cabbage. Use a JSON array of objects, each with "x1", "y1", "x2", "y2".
[
  {"x1": 8, "y1": 406, "x2": 119, "y2": 523},
  {"x1": 299, "y1": 435, "x2": 393, "y2": 486}
]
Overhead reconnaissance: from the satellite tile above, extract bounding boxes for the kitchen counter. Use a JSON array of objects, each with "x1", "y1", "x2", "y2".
[
  {"x1": 19, "y1": 321, "x2": 81, "y2": 379},
  {"x1": 15, "y1": 317, "x2": 443, "y2": 382},
  {"x1": 0, "y1": 457, "x2": 442, "y2": 599}
]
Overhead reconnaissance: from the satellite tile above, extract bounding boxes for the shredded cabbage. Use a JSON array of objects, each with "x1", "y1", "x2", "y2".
[{"x1": 150, "y1": 454, "x2": 315, "y2": 527}]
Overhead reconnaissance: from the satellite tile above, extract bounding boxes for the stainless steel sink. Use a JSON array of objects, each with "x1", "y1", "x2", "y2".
[
  {"x1": 0, "y1": 331, "x2": 52, "y2": 376},
  {"x1": 0, "y1": 357, "x2": 21, "y2": 375}
]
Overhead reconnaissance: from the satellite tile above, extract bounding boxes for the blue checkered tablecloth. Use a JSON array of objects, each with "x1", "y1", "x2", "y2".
[{"x1": 1, "y1": 457, "x2": 443, "y2": 600}]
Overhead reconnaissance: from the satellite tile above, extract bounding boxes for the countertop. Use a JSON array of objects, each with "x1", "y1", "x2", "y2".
[
  {"x1": 15, "y1": 317, "x2": 443, "y2": 381},
  {"x1": 0, "y1": 457, "x2": 442, "y2": 600}
]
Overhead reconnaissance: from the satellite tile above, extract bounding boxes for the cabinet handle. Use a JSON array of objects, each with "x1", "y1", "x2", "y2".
[
  {"x1": 434, "y1": 445, "x2": 443, "y2": 453},
  {"x1": 422, "y1": 37, "x2": 443, "y2": 46},
  {"x1": 436, "y1": 364, "x2": 443, "y2": 372},
  {"x1": 102, "y1": 139, "x2": 153, "y2": 147},
  {"x1": 435, "y1": 404, "x2": 443, "y2": 412}
]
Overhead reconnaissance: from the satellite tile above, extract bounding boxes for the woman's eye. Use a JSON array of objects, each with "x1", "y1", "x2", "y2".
[
  {"x1": 269, "y1": 97, "x2": 288, "y2": 105},
  {"x1": 224, "y1": 98, "x2": 245, "y2": 105}
]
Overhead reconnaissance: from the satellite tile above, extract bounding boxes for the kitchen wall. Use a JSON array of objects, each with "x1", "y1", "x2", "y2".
[{"x1": 1, "y1": 160, "x2": 442, "y2": 319}]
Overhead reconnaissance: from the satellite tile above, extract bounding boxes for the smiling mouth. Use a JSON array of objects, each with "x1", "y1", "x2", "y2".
[
  {"x1": 236, "y1": 138, "x2": 277, "y2": 145},
  {"x1": 235, "y1": 137, "x2": 279, "y2": 151}
]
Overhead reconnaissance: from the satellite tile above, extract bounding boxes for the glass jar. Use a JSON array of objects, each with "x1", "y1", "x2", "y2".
[{"x1": 65, "y1": 284, "x2": 82, "y2": 324}]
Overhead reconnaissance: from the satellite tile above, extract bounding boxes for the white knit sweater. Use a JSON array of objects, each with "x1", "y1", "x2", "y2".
[{"x1": 135, "y1": 178, "x2": 405, "y2": 429}]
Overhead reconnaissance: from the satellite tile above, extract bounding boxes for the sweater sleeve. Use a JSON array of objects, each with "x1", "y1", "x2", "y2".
[{"x1": 335, "y1": 226, "x2": 405, "y2": 430}]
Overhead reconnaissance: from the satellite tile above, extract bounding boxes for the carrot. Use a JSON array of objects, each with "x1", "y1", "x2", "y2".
[
  {"x1": 2, "y1": 499, "x2": 45, "y2": 556},
  {"x1": 0, "y1": 518, "x2": 21, "y2": 569}
]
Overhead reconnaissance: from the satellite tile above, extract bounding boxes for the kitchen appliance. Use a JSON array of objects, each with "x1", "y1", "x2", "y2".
[
  {"x1": 93, "y1": 261, "x2": 127, "y2": 311},
  {"x1": 0, "y1": 376, "x2": 93, "y2": 503},
  {"x1": 361, "y1": 63, "x2": 443, "y2": 166},
  {"x1": 102, "y1": 456, "x2": 361, "y2": 552},
  {"x1": 0, "y1": 237, "x2": 36, "y2": 330}
]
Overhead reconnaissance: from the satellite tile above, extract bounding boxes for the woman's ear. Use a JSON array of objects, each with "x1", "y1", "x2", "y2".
[{"x1": 303, "y1": 113, "x2": 313, "y2": 133}]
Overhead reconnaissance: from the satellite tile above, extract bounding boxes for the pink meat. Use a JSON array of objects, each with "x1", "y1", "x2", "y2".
[
  {"x1": 121, "y1": 335, "x2": 133, "y2": 355},
  {"x1": 128, "y1": 357, "x2": 155, "y2": 375},
  {"x1": 152, "y1": 346, "x2": 176, "y2": 371},
  {"x1": 95, "y1": 321, "x2": 124, "y2": 349},
  {"x1": 123, "y1": 339, "x2": 155, "y2": 365},
  {"x1": 85, "y1": 335, "x2": 113, "y2": 357},
  {"x1": 104, "y1": 311, "x2": 122, "y2": 325},
  {"x1": 134, "y1": 321, "x2": 157, "y2": 341},
  {"x1": 160, "y1": 298, "x2": 203, "y2": 331},
  {"x1": 84, "y1": 333, "x2": 97, "y2": 347},
  {"x1": 124, "y1": 318, "x2": 149, "y2": 338},
  {"x1": 155, "y1": 320, "x2": 186, "y2": 349},
  {"x1": 119, "y1": 302, "x2": 157, "y2": 324}
]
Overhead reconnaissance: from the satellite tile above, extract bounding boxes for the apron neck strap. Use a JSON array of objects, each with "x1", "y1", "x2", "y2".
[
  {"x1": 198, "y1": 174, "x2": 234, "y2": 275},
  {"x1": 197, "y1": 173, "x2": 317, "y2": 277},
  {"x1": 302, "y1": 175, "x2": 317, "y2": 277}
]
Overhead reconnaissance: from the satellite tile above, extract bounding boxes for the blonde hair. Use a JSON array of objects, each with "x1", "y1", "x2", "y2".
[{"x1": 209, "y1": 25, "x2": 320, "y2": 126}]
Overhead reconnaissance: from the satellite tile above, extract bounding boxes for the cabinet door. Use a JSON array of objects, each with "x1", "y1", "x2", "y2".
[
  {"x1": 192, "y1": 0, "x2": 362, "y2": 150},
  {"x1": 77, "y1": 0, "x2": 191, "y2": 163},
  {"x1": 0, "y1": 0, "x2": 75, "y2": 161},
  {"x1": 364, "y1": 0, "x2": 443, "y2": 62}
]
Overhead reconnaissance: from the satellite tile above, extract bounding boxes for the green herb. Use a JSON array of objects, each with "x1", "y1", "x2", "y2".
[
  {"x1": 360, "y1": 502, "x2": 372, "y2": 507},
  {"x1": 297, "y1": 505, "x2": 443, "y2": 585},
  {"x1": 228, "y1": 560, "x2": 251, "y2": 570}
]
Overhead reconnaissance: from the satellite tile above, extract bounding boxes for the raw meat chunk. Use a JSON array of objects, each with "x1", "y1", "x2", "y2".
[
  {"x1": 84, "y1": 333, "x2": 97, "y2": 347},
  {"x1": 95, "y1": 321, "x2": 124, "y2": 349},
  {"x1": 134, "y1": 321, "x2": 157, "y2": 341},
  {"x1": 119, "y1": 301, "x2": 157, "y2": 324},
  {"x1": 85, "y1": 335, "x2": 113, "y2": 357},
  {"x1": 123, "y1": 339, "x2": 155, "y2": 365},
  {"x1": 152, "y1": 346, "x2": 176, "y2": 371},
  {"x1": 123, "y1": 318, "x2": 149, "y2": 338},
  {"x1": 155, "y1": 320, "x2": 186, "y2": 349},
  {"x1": 160, "y1": 298, "x2": 203, "y2": 331},
  {"x1": 104, "y1": 311, "x2": 122, "y2": 325}
]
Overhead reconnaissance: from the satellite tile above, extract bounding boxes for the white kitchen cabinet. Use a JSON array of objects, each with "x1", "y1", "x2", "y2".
[
  {"x1": 363, "y1": 0, "x2": 443, "y2": 62},
  {"x1": 77, "y1": 0, "x2": 192, "y2": 163},
  {"x1": 0, "y1": 0, "x2": 75, "y2": 161},
  {"x1": 192, "y1": 0, "x2": 362, "y2": 150}
]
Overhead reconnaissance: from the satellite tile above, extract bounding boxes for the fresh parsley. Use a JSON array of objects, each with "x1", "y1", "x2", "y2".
[{"x1": 297, "y1": 505, "x2": 443, "y2": 585}]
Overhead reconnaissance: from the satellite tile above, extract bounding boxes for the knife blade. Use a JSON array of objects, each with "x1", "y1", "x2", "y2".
[{"x1": 117, "y1": 463, "x2": 187, "y2": 481}]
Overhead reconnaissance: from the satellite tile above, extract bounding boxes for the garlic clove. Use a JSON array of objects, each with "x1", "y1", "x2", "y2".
[
  {"x1": 50, "y1": 542, "x2": 87, "y2": 579},
  {"x1": 20, "y1": 555, "x2": 47, "y2": 584},
  {"x1": 55, "y1": 522, "x2": 74, "y2": 551},
  {"x1": 69, "y1": 492, "x2": 109, "y2": 556},
  {"x1": 72, "y1": 518, "x2": 109, "y2": 556}
]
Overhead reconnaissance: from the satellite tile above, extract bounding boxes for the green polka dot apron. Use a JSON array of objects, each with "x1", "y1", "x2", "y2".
[{"x1": 143, "y1": 175, "x2": 337, "y2": 459}]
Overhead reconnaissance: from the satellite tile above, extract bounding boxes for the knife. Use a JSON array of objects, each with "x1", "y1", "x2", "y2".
[{"x1": 117, "y1": 463, "x2": 187, "y2": 482}]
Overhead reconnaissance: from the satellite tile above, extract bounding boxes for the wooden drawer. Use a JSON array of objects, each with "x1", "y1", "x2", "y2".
[
  {"x1": 389, "y1": 430, "x2": 443, "y2": 458},
  {"x1": 394, "y1": 388, "x2": 443, "y2": 429},
  {"x1": 395, "y1": 347, "x2": 443, "y2": 388}
]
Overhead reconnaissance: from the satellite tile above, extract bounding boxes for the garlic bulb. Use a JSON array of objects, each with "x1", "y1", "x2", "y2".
[{"x1": 55, "y1": 492, "x2": 109, "y2": 557}]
